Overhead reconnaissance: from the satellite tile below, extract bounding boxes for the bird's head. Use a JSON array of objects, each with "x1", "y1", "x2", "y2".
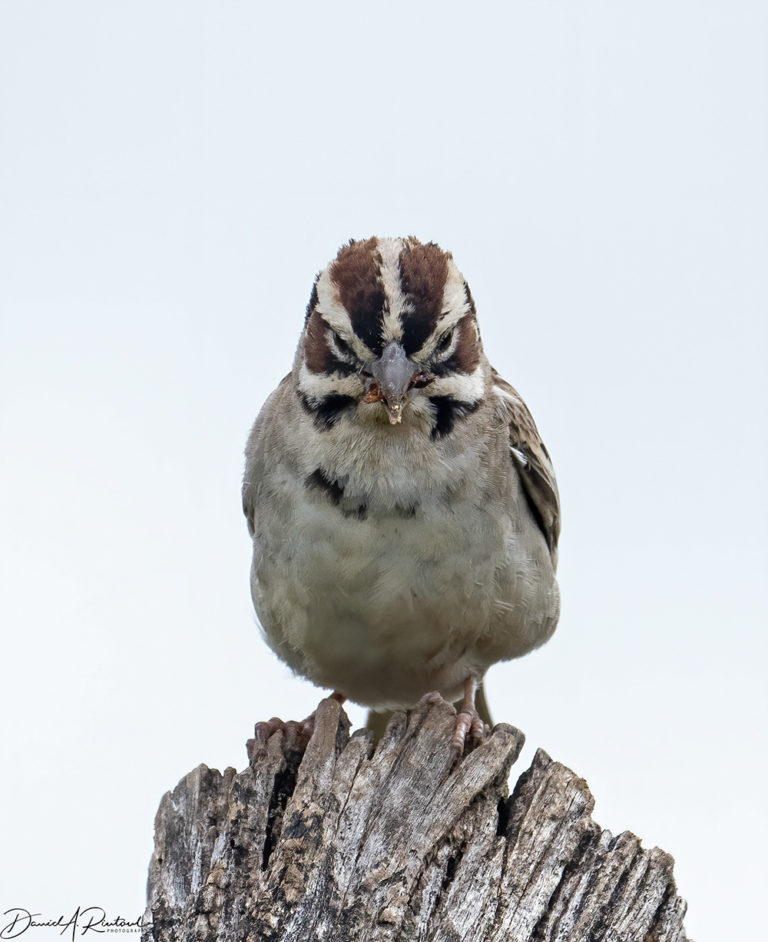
[{"x1": 296, "y1": 237, "x2": 486, "y2": 437}]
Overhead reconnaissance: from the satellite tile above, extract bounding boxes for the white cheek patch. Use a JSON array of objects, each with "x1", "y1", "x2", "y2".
[
  {"x1": 428, "y1": 367, "x2": 485, "y2": 403},
  {"x1": 298, "y1": 361, "x2": 364, "y2": 399}
]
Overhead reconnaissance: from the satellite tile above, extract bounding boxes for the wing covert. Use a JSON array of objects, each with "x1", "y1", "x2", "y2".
[{"x1": 492, "y1": 369, "x2": 560, "y2": 557}]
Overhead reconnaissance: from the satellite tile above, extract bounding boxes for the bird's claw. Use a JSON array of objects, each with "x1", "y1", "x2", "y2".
[
  {"x1": 451, "y1": 705, "x2": 486, "y2": 758},
  {"x1": 246, "y1": 693, "x2": 346, "y2": 762},
  {"x1": 450, "y1": 678, "x2": 487, "y2": 759}
]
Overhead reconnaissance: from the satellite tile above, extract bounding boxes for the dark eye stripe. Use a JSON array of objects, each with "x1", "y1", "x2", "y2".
[
  {"x1": 325, "y1": 356, "x2": 358, "y2": 377},
  {"x1": 304, "y1": 310, "x2": 358, "y2": 377},
  {"x1": 322, "y1": 331, "x2": 359, "y2": 376},
  {"x1": 430, "y1": 315, "x2": 481, "y2": 377},
  {"x1": 327, "y1": 330, "x2": 360, "y2": 372},
  {"x1": 332, "y1": 333, "x2": 353, "y2": 356}
]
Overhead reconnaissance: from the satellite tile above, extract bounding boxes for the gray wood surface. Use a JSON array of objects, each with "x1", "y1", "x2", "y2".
[{"x1": 144, "y1": 695, "x2": 689, "y2": 941}]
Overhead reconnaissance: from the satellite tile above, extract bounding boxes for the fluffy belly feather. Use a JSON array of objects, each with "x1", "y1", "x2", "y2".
[{"x1": 251, "y1": 478, "x2": 558, "y2": 709}]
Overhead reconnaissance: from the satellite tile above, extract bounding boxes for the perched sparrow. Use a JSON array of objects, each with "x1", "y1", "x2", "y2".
[{"x1": 243, "y1": 237, "x2": 560, "y2": 751}]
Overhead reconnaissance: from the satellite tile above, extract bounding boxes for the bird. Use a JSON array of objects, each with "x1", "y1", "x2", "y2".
[{"x1": 242, "y1": 236, "x2": 560, "y2": 753}]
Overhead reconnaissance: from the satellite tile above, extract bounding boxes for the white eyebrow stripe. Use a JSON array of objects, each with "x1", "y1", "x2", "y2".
[
  {"x1": 314, "y1": 268, "x2": 375, "y2": 360},
  {"x1": 315, "y1": 268, "x2": 353, "y2": 332},
  {"x1": 441, "y1": 260, "x2": 471, "y2": 320}
]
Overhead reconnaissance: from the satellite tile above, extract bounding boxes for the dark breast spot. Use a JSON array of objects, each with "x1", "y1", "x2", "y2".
[
  {"x1": 305, "y1": 468, "x2": 344, "y2": 503},
  {"x1": 305, "y1": 468, "x2": 368, "y2": 520}
]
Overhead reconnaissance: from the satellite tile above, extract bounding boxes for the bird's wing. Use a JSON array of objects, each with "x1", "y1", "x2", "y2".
[
  {"x1": 242, "y1": 373, "x2": 292, "y2": 537},
  {"x1": 492, "y1": 368, "x2": 560, "y2": 558}
]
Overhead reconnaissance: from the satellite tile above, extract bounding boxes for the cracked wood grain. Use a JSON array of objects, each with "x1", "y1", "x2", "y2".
[{"x1": 143, "y1": 695, "x2": 689, "y2": 942}]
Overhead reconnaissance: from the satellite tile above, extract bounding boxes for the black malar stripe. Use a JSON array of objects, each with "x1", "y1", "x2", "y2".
[
  {"x1": 299, "y1": 392, "x2": 356, "y2": 429},
  {"x1": 428, "y1": 396, "x2": 480, "y2": 439}
]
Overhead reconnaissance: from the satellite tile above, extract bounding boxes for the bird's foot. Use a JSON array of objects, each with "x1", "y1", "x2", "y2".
[
  {"x1": 451, "y1": 678, "x2": 487, "y2": 758},
  {"x1": 246, "y1": 692, "x2": 346, "y2": 761},
  {"x1": 295, "y1": 691, "x2": 346, "y2": 741},
  {"x1": 246, "y1": 717, "x2": 304, "y2": 762}
]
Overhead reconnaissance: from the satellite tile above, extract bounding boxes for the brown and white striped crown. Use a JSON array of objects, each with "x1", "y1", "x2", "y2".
[{"x1": 296, "y1": 237, "x2": 487, "y2": 437}]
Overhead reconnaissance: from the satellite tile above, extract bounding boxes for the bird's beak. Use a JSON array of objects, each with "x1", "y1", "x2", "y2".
[{"x1": 366, "y1": 341, "x2": 432, "y2": 425}]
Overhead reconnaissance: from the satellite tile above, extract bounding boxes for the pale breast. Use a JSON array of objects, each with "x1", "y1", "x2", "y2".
[{"x1": 249, "y1": 412, "x2": 559, "y2": 709}]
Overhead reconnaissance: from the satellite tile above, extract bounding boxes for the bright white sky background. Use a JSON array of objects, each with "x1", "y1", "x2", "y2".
[{"x1": 1, "y1": 3, "x2": 766, "y2": 940}]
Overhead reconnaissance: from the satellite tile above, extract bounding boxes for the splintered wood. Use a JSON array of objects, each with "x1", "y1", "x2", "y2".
[{"x1": 144, "y1": 696, "x2": 689, "y2": 941}]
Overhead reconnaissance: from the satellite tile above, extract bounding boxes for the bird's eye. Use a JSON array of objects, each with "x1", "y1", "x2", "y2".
[
  {"x1": 436, "y1": 328, "x2": 455, "y2": 356},
  {"x1": 330, "y1": 330, "x2": 353, "y2": 357}
]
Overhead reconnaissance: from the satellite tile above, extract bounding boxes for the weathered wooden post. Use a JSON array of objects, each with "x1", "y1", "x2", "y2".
[{"x1": 143, "y1": 695, "x2": 689, "y2": 941}]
